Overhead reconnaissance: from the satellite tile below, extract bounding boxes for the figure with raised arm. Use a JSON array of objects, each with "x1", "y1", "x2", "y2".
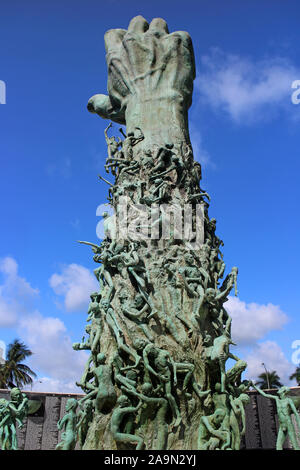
[
  {"x1": 110, "y1": 395, "x2": 143, "y2": 449},
  {"x1": 252, "y1": 383, "x2": 300, "y2": 450}
]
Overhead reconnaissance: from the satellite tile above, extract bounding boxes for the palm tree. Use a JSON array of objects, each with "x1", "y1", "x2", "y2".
[
  {"x1": 255, "y1": 370, "x2": 283, "y2": 390},
  {"x1": 0, "y1": 339, "x2": 37, "y2": 389},
  {"x1": 289, "y1": 366, "x2": 300, "y2": 386}
]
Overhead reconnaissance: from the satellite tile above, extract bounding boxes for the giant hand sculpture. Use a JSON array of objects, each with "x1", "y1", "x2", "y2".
[{"x1": 87, "y1": 16, "x2": 196, "y2": 148}]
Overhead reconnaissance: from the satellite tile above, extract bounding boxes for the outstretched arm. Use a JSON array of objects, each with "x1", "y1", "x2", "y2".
[
  {"x1": 216, "y1": 281, "x2": 233, "y2": 300},
  {"x1": 228, "y1": 352, "x2": 239, "y2": 362},
  {"x1": 252, "y1": 384, "x2": 276, "y2": 400},
  {"x1": 123, "y1": 304, "x2": 149, "y2": 319},
  {"x1": 120, "y1": 386, "x2": 157, "y2": 405},
  {"x1": 104, "y1": 123, "x2": 113, "y2": 144}
]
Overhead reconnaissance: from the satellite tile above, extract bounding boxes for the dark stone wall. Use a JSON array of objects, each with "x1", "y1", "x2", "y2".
[
  {"x1": 1, "y1": 387, "x2": 300, "y2": 450},
  {"x1": 242, "y1": 388, "x2": 300, "y2": 449},
  {"x1": 0, "y1": 389, "x2": 84, "y2": 450}
]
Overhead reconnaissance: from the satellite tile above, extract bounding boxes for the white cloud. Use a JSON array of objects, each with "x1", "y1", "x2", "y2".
[
  {"x1": 0, "y1": 257, "x2": 39, "y2": 328},
  {"x1": 49, "y1": 263, "x2": 98, "y2": 312},
  {"x1": 0, "y1": 256, "x2": 39, "y2": 300},
  {"x1": 0, "y1": 257, "x2": 18, "y2": 277},
  {"x1": 0, "y1": 298, "x2": 18, "y2": 327},
  {"x1": 0, "y1": 256, "x2": 90, "y2": 393},
  {"x1": 19, "y1": 311, "x2": 88, "y2": 385},
  {"x1": 31, "y1": 377, "x2": 83, "y2": 394},
  {"x1": 243, "y1": 341, "x2": 295, "y2": 386},
  {"x1": 196, "y1": 48, "x2": 300, "y2": 123},
  {"x1": 226, "y1": 296, "x2": 288, "y2": 346},
  {"x1": 225, "y1": 296, "x2": 295, "y2": 385}
]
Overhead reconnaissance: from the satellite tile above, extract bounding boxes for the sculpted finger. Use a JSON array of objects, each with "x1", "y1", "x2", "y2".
[
  {"x1": 148, "y1": 17, "x2": 169, "y2": 36},
  {"x1": 104, "y1": 28, "x2": 126, "y2": 53},
  {"x1": 127, "y1": 15, "x2": 149, "y2": 34},
  {"x1": 87, "y1": 94, "x2": 125, "y2": 125}
]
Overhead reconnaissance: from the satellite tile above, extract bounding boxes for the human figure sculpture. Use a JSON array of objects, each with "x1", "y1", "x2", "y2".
[
  {"x1": 110, "y1": 395, "x2": 143, "y2": 450},
  {"x1": 151, "y1": 143, "x2": 175, "y2": 175},
  {"x1": 93, "y1": 251, "x2": 115, "y2": 301},
  {"x1": 119, "y1": 292, "x2": 154, "y2": 341},
  {"x1": 0, "y1": 399, "x2": 12, "y2": 450},
  {"x1": 221, "y1": 266, "x2": 239, "y2": 297},
  {"x1": 88, "y1": 301, "x2": 103, "y2": 342},
  {"x1": 100, "y1": 299, "x2": 141, "y2": 368},
  {"x1": 150, "y1": 155, "x2": 185, "y2": 187},
  {"x1": 0, "y1": 396, "x2": 26, "y2": 450},
  {"x1": 197, "y1": 408, "x2": 231, "y2": 450},
  {"x1": 209, "y1": 247, "x2": 225, "y2": 289},
  {"x1": 179, "y1": 253, "x2": 211, "y2": 330},
  {"x1": 205, "y1": 333, "x2": 239, "y2": 393},
  {"x1": 80, "y1": 353, "x2": 117, "y2": 414},
  {"x1": 225, "y1": 360, "x2": 248, "y2": 393},
  {"x1": 229, "y1": 393, "x2": 250, "y2": 450},
  {"x1": 114, "y1": 243, "x2": 156, "y2": 314},
  {"x1": 142, "y1": 343, "x2": 182, "y2": 427},
  {"x1": 0, "y1": 388, "x2": 29, "y2": 450},
  {"x1": 205, "y1": 218, "x2": 224, "y2": 252},
  {"x1": 163, "y1": 261, "x2": 193, "y2": 333},
  {"x1": 116, "y1": 369, "x2": 138, "y2": 394},
  {"x1": 56, "y1": 398, "x2": 78, "y2": 450},
  {"x1": 197, "y1": 285, "x2": 234, "y2": 335},
  {"x1": 180, "y1": 252, "x2": 210, "y2": 296},
  {"x1": 252, "y1": 384, "x2": 300, "y2": 450},
  {"x1": 104, "y1": 122, "x2": 122, "y2": 160},
  {"x1": 121, "y1": 382, "x2": 169, "y2": 450},
  {"x1": 76, "y1": 401, "x2": 93, "y2": 449},
  {"x1": 73, "y1": 297, "x2": 103, "y2": 359},
  {"x1": 75, "y1": 15, "x2": 246, "y2": 451}
]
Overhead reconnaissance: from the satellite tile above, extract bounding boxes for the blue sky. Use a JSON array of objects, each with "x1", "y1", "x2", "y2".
[{"x1": 1, "y1": 0, "x2": 300, "y2": 391}]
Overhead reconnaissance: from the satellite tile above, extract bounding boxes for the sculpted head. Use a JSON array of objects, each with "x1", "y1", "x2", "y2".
[
  {"x1": 66, "y1": 398, "x2": 78, "y2": 412},
  {"x1": 203, "y1": 334, "x2": 212, "y2": 347},
  {"x1": 118, "y1": 291, "x2": 129, "y2": 304},
  {"x1": 10, "y1": 388, "x2": 22, "y2": 403},
  {"x1": 101, "y1": 299, "x2": 110, "y2": 310},
  {"x1": 205, "y1": 288, "x2": 216, "y2": 301},
  {"x1": 90, "y1": 291, "x2": 99, "y2": 301},
  {"x1": 96, "y1": 353, "x2": 106, "y2": 365},
  {"x1": 165, "y1": 143, "x2": 174, "y2": 150},
  {"x1": 239, "y1": 393, "x2": 250, "y2": 405},
  {"x1": 213, "y1": 408, "x2": 226, "y2": 425},
  {"x1": 210, "y1": 218, "x2": 217, "y2": 230},
  {"x1": 184, "y1": 253, "x2": 194, "y2": 265},
  {"x1": 133, "y1": 338, "x2": 147, "y2": 351},
  {"x1": 141, "y1": 382, "x2": 153, "y2": 395},
  {"x1": 278, "y1": 386, "x2": 290, "y2": 398},
  {"x1": 117, "y1": 395, "x2": 130, "y2": 407},
  {"x1": 134, "y1": 294, "x2": 144, "y2": 309}
]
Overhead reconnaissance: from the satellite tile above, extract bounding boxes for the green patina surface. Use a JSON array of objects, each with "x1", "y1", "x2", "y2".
[
  {"x1": 55, "y1": 16, "x2": 300, "y2": 451},
  {"x1": 0, "y1": 388, "x2": 29, "y2": 450}
]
